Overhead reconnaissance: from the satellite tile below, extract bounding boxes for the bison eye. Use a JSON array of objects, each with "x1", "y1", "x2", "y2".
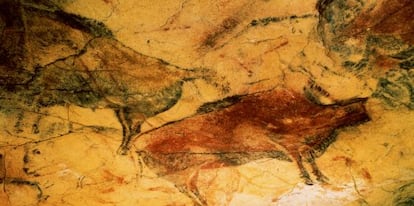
[{"x1": 32, "y1": 149, "x2": 41, "y2": 155}]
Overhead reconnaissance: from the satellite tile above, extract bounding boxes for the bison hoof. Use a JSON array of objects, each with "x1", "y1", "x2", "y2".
[
  {"x1": 116, "y1": 146, "x2": 129, "y2": 155},
  {"x1": 317, "y1": 174, "x2": 330, "y2": 184},
  {"x1": 304, "y1": 177, "x2": 314, "y2": 185}
]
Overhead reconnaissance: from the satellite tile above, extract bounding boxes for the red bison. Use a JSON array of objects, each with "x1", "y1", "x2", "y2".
[{"x1": 136, "y1": 89, "x2": 370, "y2": 205}]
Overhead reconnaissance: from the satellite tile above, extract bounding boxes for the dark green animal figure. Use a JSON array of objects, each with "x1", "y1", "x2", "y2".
[{"x1": 0, "y1": 0, "x2": 215, "y2": 154}]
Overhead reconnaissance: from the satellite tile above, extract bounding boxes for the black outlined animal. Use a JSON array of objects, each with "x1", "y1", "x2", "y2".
[{"x1": 0, "y1": 0, "x2": 218, "y2": 154}]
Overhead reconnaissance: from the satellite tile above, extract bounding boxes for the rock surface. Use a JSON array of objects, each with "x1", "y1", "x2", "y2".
[{"x1": 0, "y1": 0, "x2": 413, "y2": 205}]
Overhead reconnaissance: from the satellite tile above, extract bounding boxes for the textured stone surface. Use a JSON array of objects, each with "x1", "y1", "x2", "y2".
[{"x1": 0, "y1": 0, "x2": 413, "y2": 205}]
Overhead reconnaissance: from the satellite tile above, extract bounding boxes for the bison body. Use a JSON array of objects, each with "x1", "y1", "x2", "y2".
[{"x1": 137, "y1": 89, "x2": 370, "y2": 205}]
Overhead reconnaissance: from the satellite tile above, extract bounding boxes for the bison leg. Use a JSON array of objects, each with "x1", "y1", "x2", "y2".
[
  {"x1": 309, "y1": 159, "x2": 329, "y2": 183},
  {"x1": 176, "y1": 185, "x2": 207, "y2": 206},
  {"x1": 291, "y1": 153, "x2": 313, "y2": 185},
  {"x1": 302, "y1": 148, "x2": 330, "y2": 183},
  {"x1": 115, "y1": 107, "x2": 143, "y2": 155},
  {"x1": 117, "y1": 128, "x2": 141, "y2": 155},
  {"x1": 174, "y1": 169, "x2": 207, "y2": 206},
  {"x1": 115, "y1": 107, "x2": 131, "y2": 155},
  {"x1": 187, "y1": 169, "x2": 207, "y2": 206},
  {"x1": 302, "y1": 146, "x2": 329, "y2": 183}
]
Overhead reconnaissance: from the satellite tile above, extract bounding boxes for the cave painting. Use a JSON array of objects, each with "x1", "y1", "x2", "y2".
[
  {"x1": 138, "y1": 89, "x2": 369, "y2": 205},
  {"x1": 0, "y1": 0, "x2": 217, "y2": 154},
  {"x1": 0, "y1": 0, "x2": 413, "y2": 205}
]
